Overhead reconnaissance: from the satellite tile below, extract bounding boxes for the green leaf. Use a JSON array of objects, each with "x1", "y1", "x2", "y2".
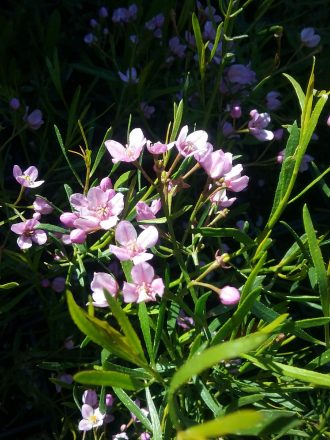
[
  {"x1": 195, "y1": 227, "x2": 254, "y2": 247},
  {"x1": 114, "y1": 170, "x2": 134, "y2": 190},
  {"x1": 146, "y1": 387, "x2": 162, "y2": 440},
  {"x1": 90, "y1": 127, "x2": 112, "y2": 177},
  {"x1": 269, "y1": 122, "x2": 299, "y2": 219},
  {"x1": 303, "y1": 204, "x2": 329, "y2": 317},
  {"x1": 245, "y1": 355, "x2": 330, "y2": 387},
  {"x1": 37, "y1": 223, "x2": 68, "y2": 234},
  {"x1": 0, "y1": 282, "x2": 19, "y2": 290},
  {"x1": 192, "y1": 12, "x2": 206, "y2": 80},
  {"x1": 283, "y1": 73, "x2": 305, "y2": 112},
  {"x1": 113, "y1": 388, "x2": 152, "y2": 431},
  {"x1": 67, "y1": 291, "x2": 147, "y2": 367},
  {"x1": 177, "y1": 410, "x2": 264, "y2": 439},
  {"x1": 296, "y1": 317, "x2": 330, "y2": 329},
  {"x1": 170, "y1": 99, "x2": 184, "y2": 142},
  {"x1": 73, "y1": 370, "x2": 145, "y2": 390},
  {"x1": 104, "y1": 291, "x2": 147, "y2": 365},
  {"x1": 54, "y1": 125, "x2": 83, "y2": 187},
  {"x1": 169, "y1": 331, "x2": 270, "y2": 397},
  {"x1": 138, "y1": 302, "x2": 155, "y2": 365},
  {"x1": 288, "y1": 166, "x2": 330, "y2": 204}
]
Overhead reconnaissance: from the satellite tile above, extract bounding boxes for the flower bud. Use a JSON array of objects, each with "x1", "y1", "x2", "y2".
[
  {"x1": 9, "y1": 97, "x2": 20, "y2": 110},
  {"x1": 60, "y1": 212, "x2": 78, "y2": 227},
  {"x1": 82, "y1": 389, "x2": 98, "y2": 408},
  {"x1": 219, "y1": 285, "x2": 240, "y2": 305},
  {"x1": 51, "y1": 277, "x2": 66, "y2": 293},
  {"x1": 70, "y1": 229, "x2": 87, "y2": 244}
]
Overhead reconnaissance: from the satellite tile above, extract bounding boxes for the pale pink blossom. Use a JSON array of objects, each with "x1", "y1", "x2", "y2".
[
  {"x1": 90, "y1": 272, "x2": 119, "y2": 307},
  {"x1": 13, "y1": 165, "x2": 44, "y2": 188},
  {"x1": 248, "y1": 109, "x2": 274, "y2": 141},
  {"x1": 136, "y1": 199, "x2": 161, "y2": 225},
  {"x1": 170, "y1": 125, "x2": 209, "y2": 159},
  {"x1": 11, "y1": 218, "x2": 47, "y2": 249},
  {"x1": 105, "y1": 128, "x2": 146, "y2": 163},
  {"x1": 146, "y1": 141, "x2": 168, "y2": 155},
  {"x1": 70, "y1": 186, "x2": 124, "y2": 232},
  {"x1": 210, "y1": 188, "x2": 236, "y2": 208},
  {"x1": 199, "y1": 149, "x2": 232, "y2": 179},
  {"x1": 60, "y1": 212, "x2": 79, "y2": 228},
  {"x1": 110, "y1": 221, "x2": 158, "y2": 265},
  {"x1": 224, "y1": 164, "x2": 249, "y2": 192},
  {"x1": 78, "y1": 404, "x2": 105, "y2": 431},
  {"x1": 99, "y1": 177, "x2": 113, "y2": 192},
  {"x1": 33, "y1": 197, "x2": 53, "y2": 214},
  {"x1": 300, "y1": 27, "x2": 320, "y2": 48},
  {"x1": 83, "y1": 389, "x2": 98, "y2": 408},
  {"x1": 123, "y1": 262, "x2": 164, "y2": 303},
  {"x1": 219, "y1": 285, "x2": 240, "y2": 305}
]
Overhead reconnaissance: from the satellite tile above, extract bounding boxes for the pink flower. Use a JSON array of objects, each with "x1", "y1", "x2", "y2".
[
  {"x1": 199, "y1": 149, "x2": 232, "y2": 179},
  {"x1": 248, "y1": 109, "x2": 274, "y2": 141},
  {"x1": 60, "y1": 212, "x2": 79, "y2": 227},
  {"x1": 110, "y1": 221, "x2": 158, "y2": 265},
  {"x1": 33, "y1": 197, "x2": 53, "y2": 214},
  {"x1": 219, "y1": 285, "x2": 240, "y2": 305},
  {"x1": 210, "y1": 188, "x2": 236, "y2": 208},
  {"x1": 118, "y1": 67, "x2": 139, "y2": 84},
  {"x1": 70, "y1": 186, "x2": 124, "y2": 232},
  {"x1": 224, "y1": 164, "x2": 249, "y2": 192},
  {"x1": 171, "y1": 125, "x2": 209, "y2": 159},
  {"x1": 123, "y1": 262, "x2": 164, "y2": 303},
  {"x1": 146, "y1": 141, "x2": 168, "y2": 155},
  {"x1": 13, "y1": 165, "x2": 44, "y2": 188},
  {"x1": 105, "y1": 128, "x2": 146, "y2": 163},
  {"x1": 11, "y1": 218, "x2": 47, "y2": 249},
  {"x1": 90, "y1": 272, "x2": 119, "y2": 307},
  {"x1": 83, "y1": 389, "x2": 98, "y2": 408},
  {"x1": 78, "y1": 404, "x2": 105, "y2": 431},
  {"x1": 136, "y1": 199, "x2": 161, "y2": 225},
  {"x1": 300, "y1": 27, "x2": 320, "y2": 48},
  {"x1": 23, "y1": 108, "x2": 44, "y2": 130},
  {"x1": 327, "y1": 115, "x2": 330, "y2": 127}
]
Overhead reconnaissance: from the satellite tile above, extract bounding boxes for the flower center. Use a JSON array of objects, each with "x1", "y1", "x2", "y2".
[
  {"x1": 96, "y1": 205, "x2": 109, "y2": 218},
  {"x1": 89, "y1": 414, "x2": 98, "y2": 424}
]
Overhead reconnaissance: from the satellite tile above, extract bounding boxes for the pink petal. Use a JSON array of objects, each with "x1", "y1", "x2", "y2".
[
  {"x1": 17, "y1": 236, "x2": 32, "y2": 249},
  {"x1": 87, "y1": 187, "x2": 107, "y2": 208},
  {"x1": 122, "y1": 282, "x2": 139, "y2": 303},
  {"x1": 32, "y1": 230, "x2": 47, "y2": 245},
  {"x1": 108, "y1": 192, "x2": 124, "y2": 216},
  {"x1": 78, "y1": 419, "x2": 93, "y2": 431},
  {"x1": 100, "y1": 217, "x2": 119, "y2": 229},
  {"x1": 13, "y1": 165, "x2": 22, "y2": 179},
  {"x1": 109, "y1": 244, "x2": 132, "y2": 261},
  {"x1": 28, "y1": 179, "x2": 44, "y2": 188},
  {"x1": 11, "y1": 222, "x2": 26, "y2": 234},
  {"x1": 129, "y1": 128, "x2": 146, "y2": 149},
  {"x1": 81, "y1": 404, "x2": 94, "y2": 419},
  {"x1": 91, "y1": 272, "x2": 118, "y2": 296},
  {"x1": 151, "y1": 278, "x2": 165, "y2": 297},
  {"x1": 137, "y1": 225, "x2": 158, "y2": 249},
  {"x1": 132, "y1": 252, "x2": 154, "y2": 265},
  {"x1": 131, "y1": 262, "x2": 155, "y2": 284},
  {"x1": 70, "y1": 193, "x2": 88, "y2": 210},
  {"x1": 105, "y1": 140, "x2": 127, "y2": 163},
  {"x1": 115, "y1": 221, "x2": 137, "y2": 245},
  {"x1": 25, "y1": 166, "x2": 38, "y2": 181}
]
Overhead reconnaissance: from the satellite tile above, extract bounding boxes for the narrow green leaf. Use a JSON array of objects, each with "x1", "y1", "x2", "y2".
[
  {"x1": 38, "y1": 223, "x2": 68, "y2": 234},
  {"x1": 303, "y1": 204, "x2": 329, "y2": 317},
  {"x1": 283, "y1": 73, "x2": 305, "y2": 112},
  {"x1": 192, "y1": 13, "x2": 205, "y2": 80},
  {"x1": 306, "y1": 349, "x2": 330, "y2": 369},
  {"x1": 301, "y1": 92, "x2": 328, "y2": 150},
  {"x1": 0, "y1": 282, "x2": 19, "y2": 290},
  {"x1": 67, "y1": 291, "x2": 146, "y2": 367},
  {"x1": 54, "y1": 125, "x2": 83, "y2": 187},
  {"x1": 245, "y1": 355, "x2": 330, "y2": 387},
  {"x1": 138, "y1": 302, "x2": 155, "y2": 365},
  {"x1": 114, "y1": 170, "x2": 134, "y2": 190},
  {"x1": 177, "y1": 410, "x2": 263, "y2": 439},
  {"x1": 209, "y1": 22, "x2": 223, "y2": 62},
  {"x1": 169, "y1": 332, "x2": 269, "y2": 397},
  {"x1": 73, "y1": 370, "x2": 145, "y2": 390},
  {"x1": 146, "y1": 387, "x2": 162, "y2": 440},
  {"x1": 296, "y1": 317, "x2": 330, "y2": 329},
  {"x1": 113, "y1": 388, "x2": 152, "y2": 431},
  {"x1": 195, "y1": 227, "x2": 254, "y2": 247},
  {"x1": 311, "y1": 161, "x2": 330, "y2": 197},
  {"x1": 90, "y1": 127, "x2": 112, "y2": 177},
  {"x1": 104, "y1": 291, "x2": 147, "y2": 365},
  {"x1": 170, "y1": 99, "x2": 184, "y2": 142},
  {"x1": 288, "y1": 166, "x2": 330, "y2": 204},
  {"x1": 269, "y1": 122, "x2": 299, "y2": 219}
]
